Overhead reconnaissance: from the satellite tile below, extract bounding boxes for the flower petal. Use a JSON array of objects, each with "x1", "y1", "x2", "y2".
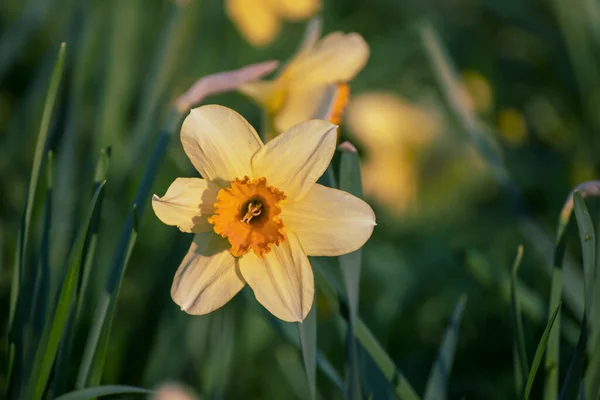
[
  {"x1": 285, "y1": 32, "x2": 369, "y2": 84},
  {"x1": 226, "y1": 0, "x2": 281, "y2": 47},
  {"x1": 252, "y1": 119, "x2": 337, "y2": 199},
  {"x1": 273, "y1": 84, "x2": 330, "y2": 132},
  {"x1": 239, "y1": 80, "x2": 279, "y2": 107},
  {"x1": 239, "y1": 231, "x2": 314, "y2": 322},
  {"x1": 152, "y1": 178, "x2": 220, "y2": 233},
  {"x1": 281, "y1": 184, "x2": 376, "y2": 256},
  {"x1": 171, "y1": 232, "x2": 245, "y2": 315},
  {"x1": 266, "y1": 0, "x2": 320, "y2": 20},
  {"x1": 181, "y1": 105, "x2": 263, "y2": 186}
]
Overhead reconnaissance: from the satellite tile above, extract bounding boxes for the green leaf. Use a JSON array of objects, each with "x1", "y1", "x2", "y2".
[
  {"x1": 24, "y1": 180, "x2": 105, "y2": 400},
  {"x1": 509, "y1": 245, "x2": 528, "y2": 395},
  {"x1": 338, "y1": 143, "x2": 363, "y2": 400},
  {"x1": 355, "y1": 319, "x2": 420, "y2": 400},
  {"x1": 573, "y1": 191, "x2": 595, "y2": 312},
  {"x1": 313, "y1": 256, "x2": 420, "y2": 400},
  {"x1": 9, "y1": 42, "x2": 66, "y2": 343},
  {"x1": 423, "y1": 295, "x2": 467, "y2": 400},
  {"x1": 77, "y1": 204, "x2": 138, "y2": 388},
  {"x1": 560, "y1": 316, "x2": 587, "y2": 399},
  {"x1": 525, "y1": 303, "x2": 562, "y2": 400},
  {"x1": 53, "y1": 385, "x2": 152, "y2": 400},
  {"x1": 298, "y1": 303, "x2": 317, "y2": 400}
]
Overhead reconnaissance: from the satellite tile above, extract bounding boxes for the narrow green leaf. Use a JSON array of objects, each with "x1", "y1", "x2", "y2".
[
  {"x1": 560, "y1": 316, "x2": 587, "y2": 399},
  {"x1": 355, "y1": 319, "x2": 421, "y2": 400},
  {"x1": 243, "y1": 289, "x2": 344, "y2": 393},
  {"x1": 573, "y1": 191, "x2": 595, "y2": 313},
  {"x1": 313, "y1": 256, "x2": 420, "y2": 400},
  {"x1": 10, "y1": 42, "x2": 66, "y2": 337},
  {"x1": 419, "y1": 20, "x2": 586, "y2": 322},
  {"x1": 53, "y1": 385, "x2": 152, "y2": 400},
  {"x1": 338, "y1": 143, "x2": 363, "y2": 400},
  {"x1": 544, "y1": 267, "x2": 562, "y2": 400},
  {"x1": 77, "y1": 204, "x2": 138, "y2": 388},
  {"x1": 423, "y1": 295, "x2": 467, "y2": 400},
  {"x1": 298, "y1": 303, "x2": 317, "y2": 400},
  {"x1": 509, "y1": 245, "x2": 528, "y2": 395},
  {"x1": 79, "y1": 108, "x2": 182, "y2": 387},
  {"x1": 25, "y1": 181, "x2": 105, "y2": 400},
  {"x1": 525, "y1": 303, "x2": 562, "y2": 400}
]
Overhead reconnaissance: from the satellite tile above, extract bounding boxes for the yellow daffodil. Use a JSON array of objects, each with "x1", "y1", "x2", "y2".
[
  {"x1": 240, "y1": 31, "x2": 369, "y2": 136},
  {"x1": 226, "y1": 0, "x2": 320, "y2": 47},
  {"x1": 152, "y1": 105, "x2": 375, "y2": 322},
  {"x1": 346, "y1": 91, "x2": 441, "y2": 214}
]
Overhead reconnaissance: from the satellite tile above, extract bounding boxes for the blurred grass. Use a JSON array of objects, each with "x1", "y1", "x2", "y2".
[{"x1": 2, "y1": 0, "x2": 600, "y2": 398}]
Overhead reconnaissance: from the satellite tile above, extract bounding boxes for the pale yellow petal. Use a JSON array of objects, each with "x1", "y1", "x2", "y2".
[
  {"x1": 252, "y1": 119, "x2": 337, "y2": 199},
  {"x1": 226, "y1": 0, "x2": 281, "y2": 47},
  {"x1": 181, "y1": 105, "x2": 263, "y2": 187},
  {"x1": 152, "y1": 178, "x2": 220, "y2": 233},
  {"x1": 171, "y1": 232, "x2": 245, "y2": 315},
  {"x1": 239, "y1": 80, "x2": 279, "y2": 106},
  {"x1": 239, "y1": 231, "x2": 313, "y2": 322},
  {"x1": 281, "y1": 184, "x2": 375, "y2": 256},
  {"x1": 285, "y1": 32, "x2": 369, "y2": 84},
  {"x1": 273, "y1": 85, "x2": 330, "y2": 132},
  {"x1": 267, "y1": 0, "x2": 320, "y2": 20}
]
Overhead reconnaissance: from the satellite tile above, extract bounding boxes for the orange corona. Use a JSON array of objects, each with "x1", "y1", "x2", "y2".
[
  {"x1": 208, "y1": 176, "x2": 287, "y2": 257},
  {"x1": 327, "y1": 83, "x2": 350, "y2": 125}
]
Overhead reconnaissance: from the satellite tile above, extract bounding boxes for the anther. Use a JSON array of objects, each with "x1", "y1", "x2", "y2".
[{"x1": 241, "y1": 201, "x2": 262, "y2": 224}]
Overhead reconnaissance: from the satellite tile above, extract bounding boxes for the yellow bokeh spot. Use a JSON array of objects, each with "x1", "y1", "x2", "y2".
[
  {"x1": 461, "y1": 71, "x2": 493, "y2": 113},
  {"x1": 498, "y1": 108, "x2": 527, "y2": 146}
]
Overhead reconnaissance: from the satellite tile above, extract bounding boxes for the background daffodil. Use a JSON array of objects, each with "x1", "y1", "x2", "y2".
[
  {"x1": 226, "y1": 0, "x2": 320, "y2": 47},
  {"x1": 240, "y1": 30, "x2": 369, "y2": 137},
  {"x1": 152, "y1": 105, "x2": 375, "y2": 322}
]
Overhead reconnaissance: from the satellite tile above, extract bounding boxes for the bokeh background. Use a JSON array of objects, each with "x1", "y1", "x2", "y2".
[{"x1": 2, "y1": 0, "x2": 600, "y2": 398}]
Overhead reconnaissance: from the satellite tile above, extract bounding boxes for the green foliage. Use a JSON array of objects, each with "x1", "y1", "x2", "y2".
[{"x1": 2, "y1": 0, "x2": 600, "y2": 398}]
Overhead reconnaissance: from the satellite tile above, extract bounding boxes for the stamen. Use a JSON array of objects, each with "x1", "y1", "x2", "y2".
[{"x1": 241, "y1": 201, "x2": 262, "y2": 224}]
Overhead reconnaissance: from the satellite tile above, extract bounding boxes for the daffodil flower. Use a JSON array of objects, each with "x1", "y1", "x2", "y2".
[
  {"x1": 226, "y1": 0, "x2": 320, "y2": 47},
  {"x1": 240, "y1": 31, "x2": 369, "y2": 136},
  {"x1": 152, "y1": 105, "x2": 375, "y2": 322}
]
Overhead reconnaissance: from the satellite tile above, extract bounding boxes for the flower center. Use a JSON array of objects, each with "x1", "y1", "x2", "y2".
[{"x1": 208, "y1": 176, "x2": 287, "y2": 258}]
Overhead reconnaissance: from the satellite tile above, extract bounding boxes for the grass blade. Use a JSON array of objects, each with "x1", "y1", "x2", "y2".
[
  {"x1": 77, "y1": 108, "x2": 183, "y2": 387},
  {"x1": 509, "y1": 245, "x2": 529, "y2": 395},
  {"x1": 573, "y1": 191, "x2": 595, "y2": 316},
  {"x1": 355, "y1": 319, "x2": 421, "y2": 400},
  {"x1": 24, "y1": 181, "x2": 105, "y2": 400},
  {"x1": 312, "y1": 257, "x2": 420, "y2": 400},
  {"x1": 77, "y1": 204, "x2": 138, "y2": 388},
  {"x1": 338, "y1": 142, "x2": 364, "y2": 400},
  {"x1": 298, "y1": 303, "x2": 317, "y2": 400},
  {"x1": 423, "y1": 295, "x2": 467, "y2": 400},
  {"x1": 560, "y1": 317, "x2": 588, "y2": 400},
  {"x1": 419, "y1": 21, "x2": 586, "y2": 321},
  {"x1": 525, "y1": 303, "x2": 562, "y2": 399},
  {"x1": 9, "y1": 42, "x2": 66, "y2": 341},
  {"x1": 53, "y1": 385, "x2": 152, "y2": 400}
]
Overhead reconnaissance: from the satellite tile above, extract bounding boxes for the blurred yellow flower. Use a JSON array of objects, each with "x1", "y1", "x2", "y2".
[
  {"x1": 226, "y1": 0, "x2": 320, "y2": 47},
  {"x1": 497, "y1": 108, "x2": 527, "y2": 146},
  {"x1": 346, "y1": 92, "x2": 441, "y2": 213},
  {"x1": 240, "y1": 31, "x2": 369, "y2": 136},
  {"x1": 461, "y1": 71, "x2": 493, "y2": 113},
  {"x1": 152, "y1": 105, "x2": 375, "y2": 322}
]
